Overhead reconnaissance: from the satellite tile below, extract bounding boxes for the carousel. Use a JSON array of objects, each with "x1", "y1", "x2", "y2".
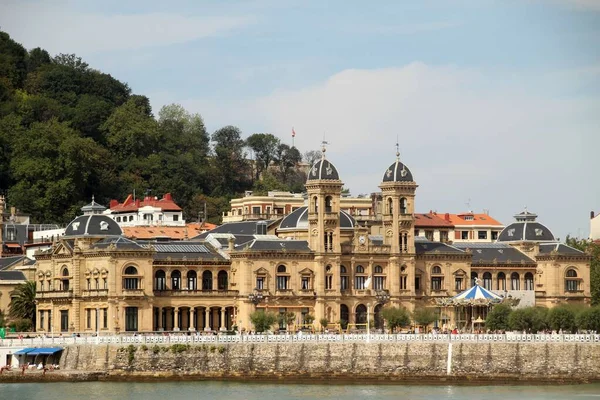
[{"x1": 436, "y1": 279, "x2": 515, "y2": 332}]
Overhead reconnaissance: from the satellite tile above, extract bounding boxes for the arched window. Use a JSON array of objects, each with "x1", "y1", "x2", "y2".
[
  {"x1": 511, "y1": 272, "x2": 520, "y2": 290},
  {"x1": 471, "y1": 271, "x2": 478, "y2": 287},
  {"x1": 355, "y1": 304, "x2": 367, "y2": 324},
  {"x1": 565, "y1": 269, "x2": 579, "y2": 292},
  {"x1": 187, "y1": 270, "x2": 197, "y2": 290},
  {"x1": 171, "y1": 270, "x2": 181, "y2": 291},
  {"x1": 387, "y1": 197, "x2": 393, "y2": 214},
  {"x1": 400, "y1": 197, "x2": 407, "y2": 214},
  {"x1": 340, "y1": 265, "x2": 348, "y2": 290},
  {"x1": 355, "y1": 265, "x2": 366, "y2": 289},
  {"x1": 218, "y1": 270, "x2": 228, "y2": 290},
  {"x1": 373, "y1": 265, "x2": 385, "y2": 290},
  {"x1": 202, "y1": 270, "x2": 213, "y2": 290},
  {"x1": 61, "y1": 267, "x2": 70, "y2": 291},
  {"x1": 123, "y1": 266, "x2": 139, "y2": 290},
  {"x1": 325, "y1": 196, "x2": 333, "y2": 213},
  {"x1": 483, "y1": 272, "x2": 492, "y2": 290},
  {"x1": 524, "y1": 272, "x2": 534, "y2": 290},
  {"x1": 431, "y1": 266, "x2": 443, "y2": 291},
  {"x1": 340, "y1": 304, "x2": 349, "y2": 329},
  {"x1": 400, "y1": 265, "x2": 408, "y2": 290},
  {"x1": 313, "y1": 196, "x2": 318, "y2": 213},
  {"x1": 154, "y1": 270, "x2": 166, "y2": 291},
  {"x1": 497, "y1": 272, "x2": 506, "y2": 291},
  {"x1": 325, "y1": 265, "x2": 333, "y2": 290},
  {"x1": 276, "y1": 267, "x2": 289, "y2": 290}
]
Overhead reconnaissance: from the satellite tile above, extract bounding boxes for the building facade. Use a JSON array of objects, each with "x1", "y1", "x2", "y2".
[{"x1": 32, "y1": 150, "x2": 591, "y2": 334}]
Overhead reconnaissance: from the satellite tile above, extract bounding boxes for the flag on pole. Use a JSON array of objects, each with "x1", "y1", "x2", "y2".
[
  {"x1": 363, "y1": 276, "x2": 372, "y2": 289},
  {"x1": 292, "y1": 127, "x2": 296, "y2": 138}
]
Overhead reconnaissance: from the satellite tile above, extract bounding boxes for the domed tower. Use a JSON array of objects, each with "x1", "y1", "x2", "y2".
[
  {"x1": 378, "y1": 146, "x2": 418, "y2": 254},
  {"x1": 306, "y1": 144, "x2": 343, "y2": 253}
]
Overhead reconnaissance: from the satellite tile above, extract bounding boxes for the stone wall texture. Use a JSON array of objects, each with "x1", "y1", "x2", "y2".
[{"x1": 49, "y1": 342, "x2": 600, "y2": 383}]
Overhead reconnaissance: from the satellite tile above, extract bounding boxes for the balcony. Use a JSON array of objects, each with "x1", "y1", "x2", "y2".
[
  {"x1": 37, "y1": 290, "x2": 73, "y2": 299},
  {"x1": 82, "y1": 289, "x2": 109, "y2": 298},
  {"x1": 153, "y1": 289, "x2": 239, "y2": 297}
]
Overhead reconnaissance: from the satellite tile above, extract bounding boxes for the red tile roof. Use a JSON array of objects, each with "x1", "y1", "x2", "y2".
[
  {"x1": 414, "y1": 213, "x2": 454, "y2": 228},
  {"x1": 109, "y1": 193, "x2": 182, "y2": 213},
  {"x1": 122, "y1": 222, "x2": 216, "y2": 240},
  {"x1": 444, "y1": 212, "x2": 503, "y2": 226}
]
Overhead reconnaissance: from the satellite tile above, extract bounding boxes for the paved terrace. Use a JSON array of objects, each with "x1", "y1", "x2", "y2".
[{"x1": 1, "y1": 333, "x2": 600, "y2": 347}]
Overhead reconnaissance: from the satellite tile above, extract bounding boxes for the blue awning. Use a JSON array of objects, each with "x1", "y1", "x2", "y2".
[
  {"x1": 27, "y1": 347, "x2": 63, "y2": 355},
  {"x1": 13, "y1": 348, "x2": 35, "y2": 355}
]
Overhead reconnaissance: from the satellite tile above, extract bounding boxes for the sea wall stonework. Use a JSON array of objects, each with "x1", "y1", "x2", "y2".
[{"x1": 54, "y1": 342, "x2": 600, "y2": 382}]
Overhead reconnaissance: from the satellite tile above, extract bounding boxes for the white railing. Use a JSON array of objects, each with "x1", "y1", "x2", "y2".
[{"x1": 1, "y1": 333, "x2": 600, "y2": 347}]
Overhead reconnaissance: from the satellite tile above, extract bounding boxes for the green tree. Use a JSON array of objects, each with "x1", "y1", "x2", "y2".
[
  {"x1": 576, "y1": 306, "x2": 600, "y2": 332},
  {"x1": 412, "y1": 307, "x2": 438, "y2": 331},
  {"x1": 565, "y1": 236, "x2": 600, "y2": 306},
  {"x1": 249, "y1": 310, "x2": 278, "y2": 333},
  {"x1": 381, "y1": 307, "x2": 411, "y2": 333},
  {"x1": 211, "y1": 125, "x2": 251, "y2": 196},
  {"x1": 275, "y1": 144, "x2": 302, "y2": 183},
  {"x1": 508, "y1": 307, "x2": 548, "y2": 333},
  {"x1": 319, "y1": 318, "x2": 329, "y2": 332},
  {"x1": 252, "y1": 171, "x2": 288, "y2": 195},
  {"x1": 303, "y1": 150, "x2": 321, "y2": 166},
  {"x1": 485, "y1": 304, "x2": 512, "y2": 331},
  {"x1": 547, "y1": 306, "x2": 576, "y2": 333},
  {"x1": 26, "y1": 47, "x2": 52, "y2": 73},
  {"x1": 8, "y1": 281, "x2": 36, "y2": 330},
  {"x1": 246, "y1": 133, "x2": 280, "y2": 181}
]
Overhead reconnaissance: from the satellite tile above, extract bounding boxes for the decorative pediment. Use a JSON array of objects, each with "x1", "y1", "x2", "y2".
[
  {"x1": 52, "y1": 243, "x2": 72, "y2": 256},
  {"x1": 453, "y1": 268, "x2": 467, "y2": 276},
  {"x1": 255, "y1": 267, "x2": 269, "y2": 275},
  {"x1": 298, "y1": 267, "x2": 314, "y2": 275}
]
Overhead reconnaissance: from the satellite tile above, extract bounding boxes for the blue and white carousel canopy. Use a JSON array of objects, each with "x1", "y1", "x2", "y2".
[{"x1": 452, "y1": 284, "x2": 503, "y2": 302}]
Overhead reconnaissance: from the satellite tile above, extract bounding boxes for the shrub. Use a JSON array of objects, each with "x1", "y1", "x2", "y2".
[
  {"x1": 152, "y1": 345, "x2": 160, "y2": 354},
  {"x1": 412, "y1": 307, "x2": 437, "y2": 330},
  {"x1": 381, "y1": 307, "x2": 411, "y2": 333},
  {"x1": 249, "y1": 310, "x2": 278, "y2": 333},
  {"x1": 576, "y1": 307, "x2": 600, "y2": 331},
  {"x1": 218, "y1": 346, "x2": 226, "y2": 354},
  {"x1": 140, "y1": 345, "x2": 148, "y2": 352},
  {"x1": 319, "y1": 318, "x2": 329, "y2": 332},
  {"x1": 547, "y1": 306, "x2": 576, "y2": 333},
  {"x1": 485, "y1": 304, "x2": 512, "y2": 331},
  {"x1": 170, "y1": 344, "x2": 188, "y2": 353}
]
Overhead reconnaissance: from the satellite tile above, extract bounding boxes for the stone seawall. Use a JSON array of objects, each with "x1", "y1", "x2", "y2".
[{"x1": 42, "y1": 342, "x2": 600, "y2": 383}]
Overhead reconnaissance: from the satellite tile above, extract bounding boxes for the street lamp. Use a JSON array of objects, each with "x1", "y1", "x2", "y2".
[{"x1": 248, "y1": 291, "x2": 264, "y2": 305}]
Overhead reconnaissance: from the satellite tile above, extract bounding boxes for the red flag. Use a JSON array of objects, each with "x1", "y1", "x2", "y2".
[{"x1": 292, "y1": 127, "x2": 296, "y2": 138}]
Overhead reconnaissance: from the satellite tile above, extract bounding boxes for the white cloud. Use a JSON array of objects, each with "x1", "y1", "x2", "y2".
[{"x1": 0, "y1": 2, "x2": 254, "y2": 56}]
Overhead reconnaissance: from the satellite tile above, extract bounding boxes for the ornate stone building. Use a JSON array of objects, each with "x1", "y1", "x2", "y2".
[{"x1": 33, "y1": 150, "x2": 591, "y2": 333}]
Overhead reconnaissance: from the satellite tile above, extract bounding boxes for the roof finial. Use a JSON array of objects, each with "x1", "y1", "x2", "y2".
[
  {"x1": 395, "y1": 136, "x2": 400, "y2": 161},
  {"x1": 524, "y1": 205, "x2": 528, "y2": 214},
  {"x1": 92, "y1": 194, "x2": 95, "y2": 203},
  {"x1": 321, "y1": 135, "x2": 328, "y2": 160}
]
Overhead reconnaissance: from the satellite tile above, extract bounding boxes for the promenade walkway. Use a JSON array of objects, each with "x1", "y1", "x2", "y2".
[{"x1": 1, "y1": 333, "x2": 599, "y2": 347}]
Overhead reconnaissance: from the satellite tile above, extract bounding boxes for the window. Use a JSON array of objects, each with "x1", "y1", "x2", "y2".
[
  {"x1": 86, "y1": 309, "x2": 91, "y2": 329},
  {"x1": 432, "y1": 277, "x2": 442, "y2": 291},
  {"x1": 432, "y1": 266, "x2": 442, "y2": 274},
  {"x1": 524, "y1": 272, "x2": 534, "y2": 290},
  {"x1": 491, "y1": 231, "x2": 499, "y2": 241},
  {"x1": 355, "y1": 265, "x2": 366, "y2": 289},
  {"x1": 325, "y1": 275, "x2": 333, "y2": 290},
  {"x1": 173, "y1": 214, "x2": 179, "y2": 222},
  {"x1": 400, "y1": 266, "x2": 408, "y2": 290},
  {"x1": 497, "y1": 272, "x2": 506, "y2": 291},
  {"x1": 40, "y1": 311, "x2": 45, "y2": 331},
  {"x1": 455, "y1": 278, "x2": 463, "y2": 291},
  {"x1": 340, "y1": 305, "x2": 349, "y2": 327},
  {"x1": 123, "y1": 266, "x2": 139, "y2": 290},
  {"x1": 340, "y1": 265, "x2": 349, "y2": 290},
  {"x1": 374, "y1": 265, "x2": 383, "y2": 274},
  {"x1": 400, "y1": 198, "x2": 407, "y2": 214},
  {"x1": 60, "y1": 310, "x2": 69, "y2": 332},
  {"x1": 103, "y1": 278, "x2": 108, "y2": 289},
  {"x1": 440, "y1": 231, "x2": 449, "y2": 243},
  {"x1": 125, "y1": 307, "x2": 138, "y2": 331},
  {"x1": 40, "y1": 280, "x2": 44, "y2": 291},
  {"x1": 356, "y1": 265, "x2": 364, "y2": 273},
  {"x1": 387, "y1": 198, "x2": 393, "y2": 214},
  {"x1": 277, "y1": 275, "x2": 289, "y2": 290},
  {"x1": 511, "y1": 272, "x2": 520, "y2": 290},
  {"x1": 218, "y1": 270, "x2": 228, "y2": 290},
  {"x1": 95, "y1": 278, "x2": 99, "y2": 289},
  {"x1": 301, "y1": 276, "x2": 310, "y2": 290},
  {"x1": 87, "y1": 279, "x2": 91, "y2": 290},
  {"x1": 483, "y1": 272, "x2": 492, "y2": 290},
  {"x1": 373, "y1": 276, "x2": 385, "y2": 290},
  {"x1": 277, "y1": 265, "x2": 287, "y2": 273},
  {"x1": 103, "y1": 308, "x2": 108, "y2": 329},
  {"x1": 313, "y1": 196, "x2": 318, "y2": 213},
  {"x1": 355, "y1": 304, "x2": 367, "y2": 324},
  {"x1": 171, "y1": 270, "x2": 181, "y2": 290},
  {"x1": 565, "y1": 269, "x2": 579, "y2": 292},
  {"x1": 478, "y1": 231, "x2": 487, "y2": 240},
  {"x1": 325, "y1": 196, "x2": 333, "y2": 213},
  {"x1": 155, "y1": 270, "x2": 166, "y2": 290},
  {"x1": 187, "y1": 270, "x2": 197, "y2": 290},
  {"x1": 415, "y1": 276, "x2": 421, "y2": 291},
  {"x1": 461, "y1": 231, "x2": 469, "y2": 240},
  {"x1": 425, "y1": 230, "x2": 434, "y2": 241},
  {"x1": 202, "y1": 271, "x2": 213, "y2": 290},
  {"x1": 61, "y1": 267, "x2": 70, "y2": 291},
  {"x1": 256, "y1": 276, "x2": 265, "y2": 290}
]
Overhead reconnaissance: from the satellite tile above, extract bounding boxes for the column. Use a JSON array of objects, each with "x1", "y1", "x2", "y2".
[
  {"x1": 158, "y1": 307, "x2": 163, "y2": 331},
  {"x1": 204, "y1": 308, "x2": 211, "y2": 331},
  {"x1": 220, "y1": 307, "x2": 226, "y2": 331},
  {"x1": 173, "y1": 307, "x2": 180, "y2": 331},
  {"x1": 95, "y1": 308, "x2": 99, "y2": 334},
  {"x1": 189, "y1": 308, "x2": 196, "y2": 331}
]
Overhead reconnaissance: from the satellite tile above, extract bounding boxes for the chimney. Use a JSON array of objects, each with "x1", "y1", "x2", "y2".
[
  {"x1": 228, "y1": 237, "x2": 235, "y2": 251},
  {"x1": 592, "y1": 211, "x2": 596, "y2": 219},
  {"x1": 164, "y1": 193, "x2": 172, "y2": 201},
  {"x1": 109, "y1": 199, "x2": 118, "y2": 208},
  {"x1": 445, "y1": 213, "x2": 450, "y2": 222}
]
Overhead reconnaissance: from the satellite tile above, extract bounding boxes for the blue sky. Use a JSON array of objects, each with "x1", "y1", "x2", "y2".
[{"x1": 1, "y1": 0, "x2": 599, "y2": 239}]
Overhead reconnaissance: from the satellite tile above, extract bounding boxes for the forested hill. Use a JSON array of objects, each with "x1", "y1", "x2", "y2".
[{"x1": 0, "y1": 31, "x2": 308, "y2": 224}]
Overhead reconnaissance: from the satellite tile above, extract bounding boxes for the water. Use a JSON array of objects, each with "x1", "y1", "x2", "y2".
[{"x1": 1, "y1": 382, "x2": 599, "y2": 400}]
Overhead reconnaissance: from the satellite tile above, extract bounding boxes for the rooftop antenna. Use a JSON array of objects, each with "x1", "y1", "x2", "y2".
[
  {"x1": 465, "y1": 198, "x2": 472, "y2": 213},
  {"x1": 321, "y1": 133, "x2": 329, "y2": 160}
]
